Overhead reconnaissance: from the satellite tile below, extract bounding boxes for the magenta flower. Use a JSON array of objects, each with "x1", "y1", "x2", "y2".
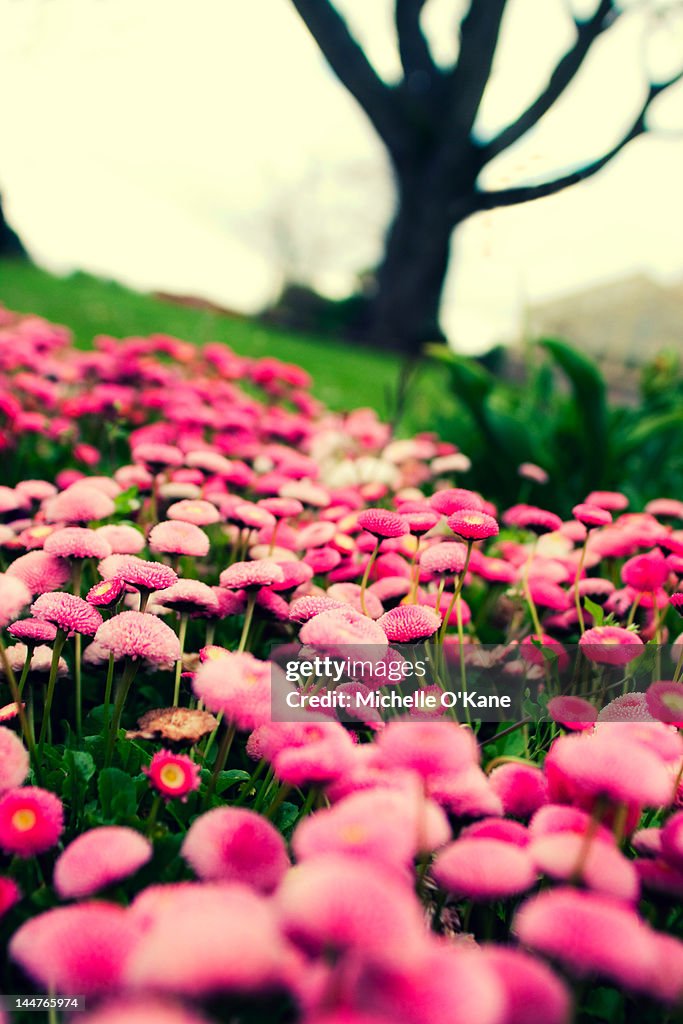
[
  {"x1": 32, "y1": 592, "x2": 102, "y2": 636},
  {"x1": 547, "y1": 695, "x2": 598, "y2": 730},
  {"x1": 192, "y1": 652, "x2": 272, "y2": 731},
  {"x1": 0, "y1": 876, "x2": 21, "y2": 920},
  {"x1": 433, "y1": 837, "x2": 536, "y2": 900},
  {"x1": 182, "y1": 807, "x2": 289, "y2": 892},
  {"x1": 0, "y1": 786, "x2": 64, "y2": 856},
  {"x1": 149, "y1": 520, "x2": 210, "y2": 558},
  {"x1": 377, "y1": 604, "x2": 441, "y2": 641},
  {"x1": 481, "y1": 947, "x2": 570, "y2": 1024},
  {"x1": 621, "y1": 551, "x2": 669, "y2": 592},
  {"x1": 447, "y1": 509, "x2": 499, "y2": 541},
  {"x1": 75, "y1": 998, "x2": 213, "y2": 1024},
  {"x1": 9, "y1": 902, "x2": 138, "y2": 996},
  {"x1": 54, "y1": 826, "x2": 152, "y2": 899},
  {"x1": 572, "y1": 502, "x2": 612, "y2": 528},
  {"x1": 646, "y1": 680, "x2": 683, "y2": 727},
  {"x1": 0, "y1": 728, "x2": 29, "y2": 793},
  {"x1": 356, "y1": 508, "x2": 408, "y2": 538},
  {"x1": 529, "y1": 832, "x2": 639, "y2": 902},
  {"x1": 111, "y1": 556, "x2": 178, "y2": 593},
  {"x1": 44, "y1": 483, "x2": 116, "y2": 523},
  {"x1": 429, "y1": 487, "x2": 484, "y2": 515},
  {"x1": 86, "y1": 577, "x2": 126, "y2": 607},
  {"x1": 145, "y1": 751, "x2": 200, "y2": 801},
  {"x1": 579, "y1": 625, "x2": 644, "y2": 665},
  {"x1": 503, "y1": 505, "x2": 562, "y2": 535},
  {"x1": 7, "y1": 618, "x2": 58, "y2": 644},
  {"x1": 488, "y1": 762, "x2": 548, "y2": 818},
  {"x1": 420, "y1": 541, "x2": 468, "y2": 576},
  {"x1": 95, "y1": 611, "x2": 181, "y2": 664}
]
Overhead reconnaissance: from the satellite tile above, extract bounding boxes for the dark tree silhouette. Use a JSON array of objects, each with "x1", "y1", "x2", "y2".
[
  {"x1": 0, "y1": 193, "x2": 26, "y2": 258},
  {"x1": 289, "y1": 0, "x2": 683, "y2": 352}
]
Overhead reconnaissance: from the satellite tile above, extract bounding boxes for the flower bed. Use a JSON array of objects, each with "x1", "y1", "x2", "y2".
[{"x1": 0, "y1": 306, "x2": 682, "y2": 1024}]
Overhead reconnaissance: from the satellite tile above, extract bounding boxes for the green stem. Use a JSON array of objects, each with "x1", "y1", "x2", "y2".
[
  {"x1": 204, "y1": 722, "x2": 237, "y2": 806},
  {"x1": 237, "y1": 593, "x2": 257, "y2": 653},
  {"x1": 0, "y1": 636, "x2": 40, "y2": 779},
  {"x1": 173, "y1": 614, "x2": 188, "y2": 706},
  {"x1": 673, "y1": 644, "x2": 683, "y2": 684},
  {"x1": 74, "y1": 632, "x2": 82, "y2": 739},
  {"x1": 522, "y1": 541, "x2": 543, "y2": 638},
  {"x1": 37, "y1": 629, "x2": 67, "y2": 753},
  {"x1": 146, "y1": 793, "x2": 163, "y2": 837},
  {"x1": 105, "y1": 658, "x2": 140, "y2": 766},
  {"x1": 573, "y1": 536, "x2": 588, "y2": 634},
  {"x1": 102, "y1": 652, "x2": 115, "y2": 736},
  {"x1": 438, "y1": 541, "x2": 473, "y2": 644},
  {"x1": 139, "y1": 591, "x2": 150, "y2": 613},
  {"x1": 17, "y1": 647, "x2": 32, "y2": 697},
  {"x1": 359, "y1": 540, "x2": 380, "y2": 617}
]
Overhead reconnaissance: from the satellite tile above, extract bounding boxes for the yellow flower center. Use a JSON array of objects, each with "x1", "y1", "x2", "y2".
[
  {"x1": 11, "y1": 809, "x2": 37, "y2": 832},
  {"x1": 32, "y1": 526, "x2": 53, "y2": 538},
  {"x1": 340, "y1": 824, "x2": 366, "y2": 844},
  {"x1": 159, "y1": 764, "x2": 186, "y2": 789},
  {"x1": 93, "y1": 582, "x2": 111, "y2": 596},
  {"x1": 662, "y1": 693, "x2": 683, "y2": 712}
]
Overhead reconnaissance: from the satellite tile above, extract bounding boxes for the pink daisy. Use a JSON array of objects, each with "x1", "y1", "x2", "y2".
[
  {"x1": 94, "y1": 611, "x2": 181, "y2": 664},
  {"x1": 377, "y1": 604, "x2": 441, "y2": 641},
  {"x1": 547, "y1": 695, "x2": 598, "y2": 730},
  {"x1": 53, "y1": 826, "x2": 152, "y2": 899},
  {"x1": 0, "y1": 727, "x2": 29, "y2": 792},
  {"x1": 503, "y1": 505, "x2": 562, "y2": 535},
  {"x1": 32, "y1": 592, "x2": 102, "y2": 636},
  {"x1": 145, "y1": 751, "x2": 200, "y2": 801},
  {"x1": 95, "y1": 524, "x2": 146, "y2": 554},
  {"x1": 44, "y1": 484, "x2": 116, "y2": 523},
  {"x1": 0, "y1": 876, "x2": 21, "y2": 919},
  {"x1": 0, "y1": 786, "x2": 64, "y2": 856},
  {"x1": 480, "y1": 946, "x2": 570, "y2": 1024},
  {"x1": 181, "y1": 807, "x2": 289, "y2": 892},
  {"x1": 166, "y1": 499, "x2": 221, "y2": 526},
  {"x1": 529, "y1": 832, "x2": 639, "y2": 902},
  {"x1": 7, "y1": 618, "x2": 58, "y2": 644},
  {"x1": 579, "y1": 626, "x2": 644, "y2": 665},
  {"x1": 518, "y1": 462, "x2": 549, "y2": 484},
  {"x1": 488, "y1": 762, "x2": 548, "y2": 818},
  {"x1": 420, "y1": 542, "x2": 469, "y2": 577},
  {"x1": 572, "y1": 503, "x2": 613, "y2": 528},
  {"x1": 288, "y1": 596, "x2": 348, "y2": 622},
  {"x1": 433, "y1": 837, "x2": 536, "y2": 900},
  {"x1": 219, "y1": 559, "x2": 285, "y2": 589},
  {"x1": 133, "y1": 442, "x2": 184, "y2": 469},
  {"x1": 447, "y1": 509, "x2": 499, "y2": 541},
  {"x1": 74, "y1": 998, "x2": 212, "y2": 1024},
  {"x1": 430, "y1": 488, "x2": 484, "y2": 515},
  {"x1": 192, "y1": 652, "x2": 272, "y2": 731},
  {"x1": 585, "y1": 490, "x2": 629, "y2": 511},
  {"x1": 7, "y1": 550, "x2": 71, "y2": 595},
  {"x1": 111, "y1": 557, "x2": 178, "y2": 593},
  {"x1": 646, "y1": 680, "x2": 683, "y2": 727},
  {"x1": 149, "y1": 520, "x2": 210, "y2": 558},
  {"x1": 44, "y1": 526, "x2": 112, "y2": 560},
  {"x1": 9, "y1": 902, "x2": 138, "y2": 996},
  {"x1": 621, "y1": 551, "x2": 670, "y2": 592},
  {"x1": 356, "y1": 509, "x2": 408, "y2": 539},
  {"x1": 86, "y1": 577, "x2": 126, "y2": 607},
  {"x1": 154, "y1": 580, "x2": 219, "y2": 616},
  {"x1": 299, "y1": 607, "x2": 388, "y2": 657},
  {"x1": 0, "y1": 573, "x2": 32, "y2": 627}
]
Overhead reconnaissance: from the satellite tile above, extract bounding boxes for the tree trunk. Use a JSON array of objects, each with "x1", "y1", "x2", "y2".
[
  {"x1": 364, "y1": 174, "x2": 459, "y2": 354},
  {"x1": 0, "y1": 194, "x2": 26, "y2": 258}
]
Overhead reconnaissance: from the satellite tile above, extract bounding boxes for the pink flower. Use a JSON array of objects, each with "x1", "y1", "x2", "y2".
[
  {"x1": 327, "y1": 582, "x2": 384, "y2": 618},
  {"x1": 572, "y1": 503, "x2": 612, "y2": 528},
  {"x1": 154, "y1": 580, "x2": 219, "y2": 616},
  {"x1": 111, "y1": 557, "x2": 178, "y2": 593},
  {"x1": 547, "y1": 695, "x2": 598, "y2": 730},
  {"x1": 182, "y1": 807, "x2": 289, "y2": 891},
  {"x1": 125, "y1": 884, "x2": 289, "y2": 996},
  {"x1": 598, "y1": 692, "x2": 657, "y2": 722},
  {"x1": 9, "y1": 902, "x2": 138, "y2": 995},
  {"x1": 447, "y1": 509, "x2": 499, "y2": 541},
  {"x1": 0, "y1": 573, "x2": 32, "y2": 626},
  {"x1": 289, "y1": 596, "x2": 348, "y2": 622},
  {"x1": 420, "y1": 542, "x2": 468, "y2": 576},
  {"x1": 299, "y1": 607, "x2": 388, "y2": 658},
  {"x1": 518, "y1": 462, "x2": 549, "y2": 484},
  {"x1": 430, "y1": 488, "x2": 484, "y2": 515},
  {"x1": 145, "y1": 751, "x2": 200, "y2": 801},
  {"x1": 503, "y1": 505, "x2": 562, "y2": 535},
  {"x1": 7, "y1": 617, "x2": 58, "y2": 643},
  {"x1": 149, "y1": 520, "x2": 210, "y2": 557},
  {"x1": 433, "y1": 837, "x2": 536, "y2": 899},
  {"x1": 44, "y1": 526, "x2": 112, "y2": 560},
  {"x1": 646, "y1": 680, "x2": 683, "y2": 726},
  {"x1": 0, "y1": 727, "x2": 29, "y2": 792},
  {"x1": 402, "y1": 509, "x2": 440, "y2": 535},
  {"x1": 579, "y1": 626, "x2": 643, "y2": 665},
  {"x1": 356, "y1": 508, "x2": 408, "y2": 538},
  {"x1": 513, "y1": 887, "x2": 658, "y2": 992},
  {"x1": 133, "y1": 442, "x2": 184, "y2": 469},
  {"x1": 166, "y1": 499, "x2": 221, "y2": 526},
  {"x1": 377, "y1": 720, "x2": 478, "y2": 782},
  {"x1": 621, "y1": 551, "x2": 670, "y2": 592},
  {"x1": 219, "y1": 559, "x2": 285, "y2": 589},
  {"x1": 32, "y1": 592, "x2": 103, "y2": 636},
  {"x1": 480, "y1": 946, "x2": 570, "y2": 1024},
  {"x1": 488, "y1": 762, "x2": 548, "y2": 818},
  {"x1": 276, "y1": 854, "x2": 425, "y2": 961},
  {"x1": 0, "y1": 876, "x2": 21, "y2": 919},
  {"x1": 44, "y1": 484, "x2": 116, "y2": 523},
  {"x1": 585, "y1": 490, "x2": 629, "y2": 511},
  {"x1": 377, "y1": 604, "x2": 441, "y2": 641},
  {"x1": 7, "y1": 551, "x2": 71, "y2": 595},
  {"x1": 53, "y1": 826, "x2": 152, "y2": 899},
  {"x1": 95, "y1": 611, "x2": 181, "y2": 664},
  {"x1": 95, "y1": 524, "x2": 146, "y2": 554},
  {"x1": 529, "y1": 832, "x2": 639, "y2": 902},
  {"x1": 192, "y1": 652, "x2": 272, "y2": 731},
  {"x1": 0, "y1": 786, "x2": 64, "y2": 856},
  {"x1": 87, "y1": 577, "x2": 126, "y2": 607}
]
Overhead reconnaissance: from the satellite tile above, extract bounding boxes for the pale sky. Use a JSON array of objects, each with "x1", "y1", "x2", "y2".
[{"x1": 0, "y1": 0, "x2": 682, "y2": 351}]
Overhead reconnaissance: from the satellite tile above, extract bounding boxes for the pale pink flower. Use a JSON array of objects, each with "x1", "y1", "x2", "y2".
[
  {"x1": 95, "y1": 524, "x2": 146, "y2": 554},
  {"x1": 377, "y1": 604, "x2": 441, "y2": 641},
  {"x1": 78, "y1": 998, "x2": 212, "y2": 1024},
  {"x1": 54, "y1": 827, "x2": 152, "y2": 899},
  {"x1": 0, "y1": 573, "x2": 32, "y2": 626},
  {"x1": 167, "y1": 499, "x2": 221, "y2": 526},
  {"x1": 7, "y1": 551, "x2": 71, "y2": 595},
  {"x1": 111, "y1": 556, "x2": 178, "y2": 593},
  {"x1": 433, "y1": 837, "x2": 536, "y2": 899},
  {"x1": 530, "y1": 832, "x2": 639, "y2": 902},
  {"x1": 44, "y1": 484, "x2": 116, "y2": 523},
  {"x1": 95, "y1": 611, "x2": 181, "y2": 664},
  {"x1": 7, "y1": 618, "x2": 58, "y2": 644},
  {"x1": 0, "y1": 727, "x2": 29, "y2": 792},
  {"x1": 219, "y1": 559, "x2": 285, "y2": 589},
  {"x1": 154, "y1": 580, "x2": 219, "y2": 616},
  {"x1": 149, "y1": 520, "x2": 210, "y2": 557},
  {"x1": 192, "y1": 652, "x2": 272, "y2": 730},
  {"x1": 480, "y1": 946, "x2": 570, "y2": 1024},
  {"x1": 44, "y1": 526, "x2": 112, "y2": 560}
]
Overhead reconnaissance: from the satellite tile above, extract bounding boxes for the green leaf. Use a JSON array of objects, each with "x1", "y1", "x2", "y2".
[
  {"x1": 113, "y1": 486, "x2": 141, "y2": 515},
  {"x1": 583, "y1": 597, "x2": 604, "y2": 627},
  {"x1": 98, "y1": 767, "x2": 138, "y2": 820},
  {"x1": 274, "y1": 801, "x2": 300, "y2": 836},
  {"x1": 215, "y1": 769, "x2": 251, "y2": 794},
  {"x1": 62, "y1": 750, "x2": 96, "y2": 807}
]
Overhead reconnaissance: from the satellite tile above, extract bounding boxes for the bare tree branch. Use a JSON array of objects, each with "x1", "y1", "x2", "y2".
[
  {"x1": 483, "y1": 0, "x2": 619, "y2": 161},
  {"x1": 475, "y1": 70, "x2": 683, "y2": 210},
  {"x1": 448, "y1": 0, "x2": 509, "y2": 138},
  {"x1": 395, "y1": 0, "x2": 437, "y2": 80},
  {"x1": 289, "y1": 0, "x2": 405, "y2": 151}
]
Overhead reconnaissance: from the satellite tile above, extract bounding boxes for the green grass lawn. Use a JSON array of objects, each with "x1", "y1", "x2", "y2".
[{"x1": 0, "y1": 260, "x2": 455, "y2": 432}]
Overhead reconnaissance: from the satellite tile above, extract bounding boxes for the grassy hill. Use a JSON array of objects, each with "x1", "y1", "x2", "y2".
[{"x1": 0, "y1": 261, "x2": 454, "y2": 432}]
